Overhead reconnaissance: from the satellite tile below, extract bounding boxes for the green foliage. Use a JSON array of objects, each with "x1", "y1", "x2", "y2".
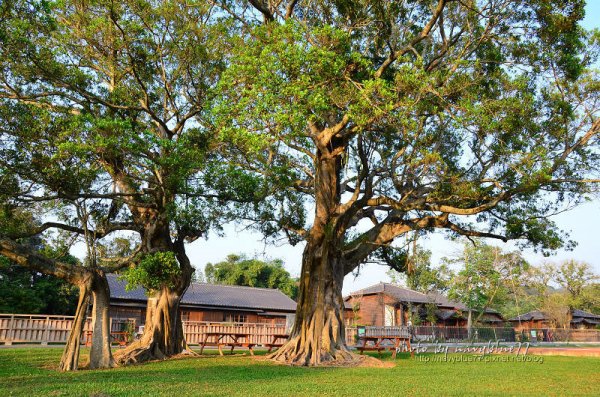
[
  {"x1": 0, "y1": 255, "x2": 78, "y2": 315},
  {"x1": 424, "y1": 302, "x2": 438, "y2": 325},
  {"x1": 205, "y1": 254, "x2": 298, "y2": 299},
  {"x1": 120, "y1": 251, "x2": 181, "y2": 292},
  {"x1": 0, "y1": 0, "x2": 238, "y2": 287},
  {"x1": 212, "y1": 0, "x2": 600, "y2": 273},
  {"x1": 554, "y1": 260, "x2": 599, "y2": 307},
  {"x1": 386, "y1": 245, "x2": 451, "y2": 294},
  {"x1": 447, "y1": 241, "x2": 527, "y2": 317}
]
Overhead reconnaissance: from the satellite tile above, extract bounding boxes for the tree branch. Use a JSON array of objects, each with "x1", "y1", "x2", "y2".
[{"x1": 0, "y1": 238, "x2": 88, "y2": 283}]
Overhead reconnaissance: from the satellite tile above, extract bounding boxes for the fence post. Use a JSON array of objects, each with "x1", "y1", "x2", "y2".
[
  {"x1": 6, "y1": 315, "x2": 15, "y2": 345},
  {"x1": 41, "y1": 315, "x2": 50, "y2": 346}
]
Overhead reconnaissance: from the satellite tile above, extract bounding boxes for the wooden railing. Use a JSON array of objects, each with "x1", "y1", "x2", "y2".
[
  {"x1": 0, "y1": 314, "x2": 135, "y2": 345},
  {"x1": 3, "y1": 313, "x2": 599, "y2": 346},
  {"x1": 344, "y1": 325, "x2": 600, "y2": 345},
  {"x1": 0, "y1": 314, "x2": 92, "y2": 344},
  {"x1": 0, "y1": 314, "x2": 289, "y2": 346},
  {"x1": 345, "y1": 326, "x2": 410, "y2": 345}
]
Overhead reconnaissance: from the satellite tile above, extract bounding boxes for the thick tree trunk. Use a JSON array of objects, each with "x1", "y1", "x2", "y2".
[
  {"x1": 114, "y1": 288, "x2": 189, "y2": 365},
  {"x1": 113, "y1": 239, "x2": 194, "y2": 365},
  {"x1": 269, "y1": 241, "x2": 360, "y2": 366},
  {"x1": 270, "y1": 138, "x2": 361, "y2": 366},
  {"x1": 88, "y1": 270, "x2": 115, "y2": 369},
  {"x1": 59, "y1": 283, "x2": 90, "y2": 371}
]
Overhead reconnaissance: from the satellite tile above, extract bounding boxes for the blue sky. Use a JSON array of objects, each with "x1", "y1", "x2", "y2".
[{"x1": 186, "y1": 3, "x2": 600, "y2": 295}]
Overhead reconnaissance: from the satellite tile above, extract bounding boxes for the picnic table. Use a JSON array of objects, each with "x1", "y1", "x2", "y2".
[
  {"x1": 264, "y1": 333, "x2": 289, "y2": 352},
  {"x1": 357, "y1": 335, "x2": 414, "y2": 359},
  {"x1": 199, "y1": 332, "x2": 255, "y2": 356}
]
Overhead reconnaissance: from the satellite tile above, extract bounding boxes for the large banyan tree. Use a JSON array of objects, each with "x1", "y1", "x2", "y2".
[
  {"x1": 0, "y1": 0, "x2": 243, "y2": 364},
  {"x1": 213, "y1": 0, "x2": 600, "y2": 365}
]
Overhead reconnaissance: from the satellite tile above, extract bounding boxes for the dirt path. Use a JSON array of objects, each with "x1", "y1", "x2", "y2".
[{"x1": 526, "y1": 347, "x2": 600, "y2": 357}]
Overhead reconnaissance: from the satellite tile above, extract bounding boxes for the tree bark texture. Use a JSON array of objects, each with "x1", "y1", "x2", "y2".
[
  {"x1": 269, "y1": 241, "x2": 360, "y2": 366},
  {"x1": 59, "y1": 283, "x2": 90, "y2": 371},
  {"x1": 270, "y1": 143, "x2": 361, "y2": 366},
  {"x1": 113, "y1": 224, "x2": 194, "y2": 364},
  {"x1": 88, "y1": 270, "x2": 116, "y2": 369}
]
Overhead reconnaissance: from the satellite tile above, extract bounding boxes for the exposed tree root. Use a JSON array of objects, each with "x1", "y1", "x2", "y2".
[
  {"x1": 268, "y1": 335, "x2": 364, "y2": 367},
  {"x1": 268, "y1": 338, "x2": 388, "y2": 367},
  {"x1": 113, "y1": 341, "x2": 198, "y2": 365}
]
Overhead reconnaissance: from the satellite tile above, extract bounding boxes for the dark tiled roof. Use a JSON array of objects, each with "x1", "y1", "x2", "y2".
[
  {"x1": 571, "y1": 317, "x2": 600, "y2": 325},
  {"x1": 480, "y1": 313, "x2": 504, "y2": 322},
  {"x1": 571, "y1": 309, "x2": 600, "y2": 319},
  {"x1": 509, "y1": 310, "x2": 546, "y2": 322},
  {"x1": 509, "y1": 309, "x2": 600, "y2": 322},
  {"x1": 107, "y1": 274, "x2": 297, "y2": 312},
  {"x1": 436, "y1": 309, "x2": 462, "y2": 321},
  {"x1": 346, "y1": 283, "x2": 433, "y2": 304}
]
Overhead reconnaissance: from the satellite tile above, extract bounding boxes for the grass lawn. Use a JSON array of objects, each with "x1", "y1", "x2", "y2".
[{"x1": 0, "y1": 348, "x2": 598, "y2": 396}]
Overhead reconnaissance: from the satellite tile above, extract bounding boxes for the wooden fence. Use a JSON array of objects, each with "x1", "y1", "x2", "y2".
[
  {"x1": 0, "y1": 314, "x2": 288, "y2": 346},
  {"x1": 345, "y1": 325, "x2": 600, "y2": 344},
  {"x1": 0, "y1": 314, "x2": 135, "y2": 345},
  {"x1": 3, "y1": 313, "x2": 600, "y2": 346}
]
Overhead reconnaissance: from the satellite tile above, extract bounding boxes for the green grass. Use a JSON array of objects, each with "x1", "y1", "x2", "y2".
[{"x1": 0, "y1": 348, "x2": 598, "y2": 396}]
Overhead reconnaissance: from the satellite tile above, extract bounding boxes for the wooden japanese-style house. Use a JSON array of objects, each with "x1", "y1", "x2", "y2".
[
  {"x1": 509, "y1": 309, "x2": 600, "y2": 331},
  {"x1": 344, "y1": 282, "x2": 504, "y2": 327},
  {"x1": 107, "y1": 274, "x2": 297, "y2": 328}
]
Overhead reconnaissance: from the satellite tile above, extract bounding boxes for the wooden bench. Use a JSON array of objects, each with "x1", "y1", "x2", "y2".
[
  {"x1": 111, "y1": 332, "x2": 129, "y2": 348},
  {"x1": 357, "y1": 335, "x2": 413, "y2": 359},
  {"x1": 220, "y1": 342, "x2": 255, "y2": 356},
  {"x1": 84, "y1": 331, "x2": 129, "y2": 348},
  {"x1": 263, "y1": 343, "x2": 284, "y2": 352},
  {"x1": 356, "y1": 345, "x2": 386, "y2": 356},
  {"x1": 264, "y1": 334, "x2": 289, "y2": 352},
  {"x1": 200, "y1": 332, "x2": 254, "y2": 356}
]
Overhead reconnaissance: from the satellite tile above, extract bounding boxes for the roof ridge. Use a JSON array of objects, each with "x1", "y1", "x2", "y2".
[
  {"x1": 107, "y1": 273, "x2": 284, "y2": 293},
  {"x1": 381, "y1": 282, "x2": 429, "y2": 296}
]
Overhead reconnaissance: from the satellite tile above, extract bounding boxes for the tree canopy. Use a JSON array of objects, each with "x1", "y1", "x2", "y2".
[
  {"x1": 0, "y1": 0, "x2": 256, "y2": 364},
  {"x1": 211, "y1": 0, "x2": 600, "y2": 365}
]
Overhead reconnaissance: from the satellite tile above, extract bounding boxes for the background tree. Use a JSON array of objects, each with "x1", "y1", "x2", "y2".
[
  {"x1": 540, "y1": 292, "x2": 572, "y2": 328},
  {"x1": 205, "y1": 254, "x2": 298, "y2": 299},
  {"x1": 214, "y1": 0, "x2": 599, "y2": 365},
  {"x1": 0, "y1": 249, "x2": 79, "y2": 315},
  {"x1": 580, "y1": 283, "x2": 600, "y2": 315},
  {"x1": 447, "y1": 243, "x2": 502, "y2": 336},
  {"x1": 0, "y1": 0, "x2": 246, "y2": 365},
  {"x1": 386, "y1": 244, "x2": 451, "y2": 294},
  {"x1": 554, "y1": 260, "x2": 599, "y2": 309},
  {"x1": 525, "y1": 260, "x2": 599, "y2": 325}
]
